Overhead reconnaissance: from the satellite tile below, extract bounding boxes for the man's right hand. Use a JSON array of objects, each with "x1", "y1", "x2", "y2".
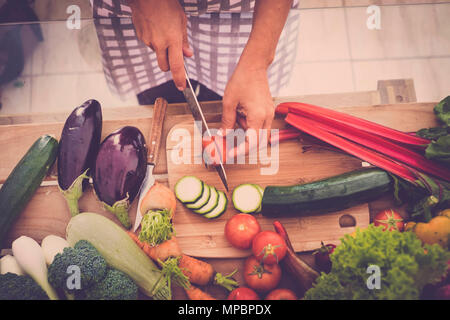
[{"x1": 129, "y1": 0, "x2": 192, "y2": 90}]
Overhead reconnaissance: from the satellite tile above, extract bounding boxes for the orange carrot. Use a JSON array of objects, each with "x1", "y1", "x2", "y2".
[
  {"x1": 127, "y1": 231, "x2": 181, "y2": 263},
  {"x1": 179, "y1": 254, "x2": 214, "y2": 286},
  {"x1": 128, "y1": 231, "x2": 238, "y2": 290},
  {"x1": 184, "y1": 284, "x2": 216, "y2": 300}
]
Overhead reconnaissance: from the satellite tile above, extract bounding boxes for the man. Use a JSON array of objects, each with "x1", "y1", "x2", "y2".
[{"x1": 93, "y1": 0, "x2": 299, "y2": 143}]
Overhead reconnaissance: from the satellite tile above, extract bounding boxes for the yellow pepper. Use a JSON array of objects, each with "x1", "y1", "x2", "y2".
[{"x1": 405, "y1": 209, "x2": 450, "y2": 249}]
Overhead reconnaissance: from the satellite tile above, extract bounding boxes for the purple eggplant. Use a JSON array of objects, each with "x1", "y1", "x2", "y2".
[
  {"x1": 92, "y1": 126, "x2": 147, "y2": 229},
  {"x1": 58, "y1": 99, "x2": 102, "y2": 216}
]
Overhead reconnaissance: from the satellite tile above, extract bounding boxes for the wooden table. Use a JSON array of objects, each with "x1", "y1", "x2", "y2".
[{"x1": 0, "y1": 79, "x2": 438, "y2": 299}]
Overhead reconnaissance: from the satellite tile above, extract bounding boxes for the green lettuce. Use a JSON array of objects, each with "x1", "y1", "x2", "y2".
[{"x1": 304, "y1": 225, "x2": 450, "y2": 300}]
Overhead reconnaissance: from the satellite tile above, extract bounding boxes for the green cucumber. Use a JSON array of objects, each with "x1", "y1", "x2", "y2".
[
  {"x1": 175, "y1": 176, "x2": 204, "y2": 204},
  {"x1": 186, "y1": 183, "x2": 211, "y2": 210},
  {"x1": 261, "y1": 168, "x2": 393, "y2": 218},
  {"x1": 203, "y1": 191, "x2": 228, "y2": 219},
  {"x1": 232, "y1": 184, "x2": 263, "y2": 213},
  {"x1": 0, "y1": 135, "x2": 58, "y2": 246},
  {"x1": 194, "y1": 186, "x2": 219, "y2": 215}
]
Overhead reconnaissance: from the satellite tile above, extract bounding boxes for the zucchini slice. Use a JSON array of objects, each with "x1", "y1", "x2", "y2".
[
  {"x1": 175, "y1": 176, "x2": 204, "y2": 204},
  {"x1": 232, "y1": 184, "x2": 263, "y2": 213},
  {"x1": 252, "y1": 184, "x2": 264, "y2": 213},
  {"x1": 194, "y1": 186, "x2": 219, "y2": 215},
  {"x1": 186, "y1": 184, "x2": 211, "y2": 210},
  {"x1": 203, "y1": 191, "x2": 228, "y2": 219}
]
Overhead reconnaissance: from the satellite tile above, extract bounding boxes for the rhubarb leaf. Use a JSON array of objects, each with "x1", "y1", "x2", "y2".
[
  {"x1": 434, "y1": 95, "x2": 450, "y2": 126},
  {"x1": 416, "y1": 126, "x2": 448, "y2": 140},
  {"x1": 425, "y1": 135, "x2": 450, "y2": 166}
]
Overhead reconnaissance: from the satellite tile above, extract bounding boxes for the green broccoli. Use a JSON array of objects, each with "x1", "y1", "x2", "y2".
[
  {"x1": 79, "y1": 268, "x2": 138, "y2": 300},
  {"x1": 0, "y1": 273, "x2": 49, "y2": 300},
  {"x1": 47, "y1": 240, "x2": 107, "y2": 293}
]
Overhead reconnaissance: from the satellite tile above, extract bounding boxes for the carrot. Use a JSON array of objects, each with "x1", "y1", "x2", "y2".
[
  {"x1": 128, "y1": 231, "x2": 182, "y2": 263},
  {"x1": 179, "y1": 254, "x2": 238, "y2": 290},
  {"x1": 184, "y1": 284, "x2": 216, "y2": 300},
  {"x1": 128, "y1": 231, "x2": 238, "y2": 291},
  {"x1": 140, "y1": 182, "x2": 177, "y2": 218},
  {"x1": 179, "y1": 254, "x2": 214, "y2": 286}
]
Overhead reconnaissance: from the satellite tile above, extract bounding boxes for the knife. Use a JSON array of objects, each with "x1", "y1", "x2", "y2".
[
  {"x1": 182, "y1": 67, "x2": 229, "y2": 192},
  {"x1": 133, "y1": 97, "x2": 168, "y2": 232}
]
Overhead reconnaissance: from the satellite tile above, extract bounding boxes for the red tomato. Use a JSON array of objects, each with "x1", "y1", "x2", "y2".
[
  {"x1": 202, "y1": 135, "x2": 227, "y2": 166},
  {"x1": 244, "y1": 256, "x2": 281, "y2": 292},
  {"x1": 374, "y1": 209, "x2": 404, "y2": 231},
  {"x1": 228, "y1": 287, "x2": 260, "y2": 300},
  {"x1": 252, "y1": 231, "x2": 287, "y2": 265},
  {"x1": 225, "y1": 214, "x2": 262, "y2": 250},
  {"x1": 265, "y1": 288, "x2": 298, "y2": 300}
]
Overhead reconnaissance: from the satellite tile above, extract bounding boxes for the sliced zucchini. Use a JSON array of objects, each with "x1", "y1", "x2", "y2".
[
  {"x1": 175, "y1": 176, "x2": 204, "y2": 204},
  {"x1": 203, "y1": 191, "x2": 228, "y2": 219},
  {"x1": 186, "y1": 184, "x2": 211, "y2": 210},
  {"x1": 253, "y1": 184, "x2": 264, "y2": 213},
  {"x1": 232, "y1": 184, "x2": 263, "y2": 213},
  {"x1": 194, "y1": 186, "x2": 219, "y2": 215}
]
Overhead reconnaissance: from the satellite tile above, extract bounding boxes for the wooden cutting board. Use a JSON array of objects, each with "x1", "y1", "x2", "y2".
[
  {"x1": 167, "y1": 120, "x2": 371, "y2": 258},
  {"x1": 0, "y1": 102, "x2": 438, "y2": 254}
]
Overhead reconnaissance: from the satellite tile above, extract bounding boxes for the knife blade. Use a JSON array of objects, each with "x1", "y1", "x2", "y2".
[
  {"x1": 133, "y1": 97, "x2": 168, "y2": 232},
  {"x1": 182, "y1": 67, "x2": 229, "y2": 192}
]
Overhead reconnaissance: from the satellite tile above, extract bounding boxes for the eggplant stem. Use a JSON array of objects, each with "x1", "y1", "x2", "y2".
[
  {"x1": 102, "y1": 194, "x2": 131, "y2": 229},
  {"x1": 59, "y1": 169, "x2": 89, "y2": 217}
]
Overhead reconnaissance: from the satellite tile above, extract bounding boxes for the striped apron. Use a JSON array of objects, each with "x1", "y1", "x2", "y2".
[{"x1": 92, "y1": 0, "x2": 300, "y2": 98}]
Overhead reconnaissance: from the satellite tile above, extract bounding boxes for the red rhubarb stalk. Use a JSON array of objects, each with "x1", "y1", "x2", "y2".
[
  {"x1": 285, "y1": 113, "x2": 418, "y2": 183},
  {"x1": 278, "y1": 102, "x2": 431, "y2": 147},
  {"x1": 269, "y1": 128, "x2": 301, "y2": 145},
  {"x1": 292, "y1": 113, "x2": 450, "y2": 181}
]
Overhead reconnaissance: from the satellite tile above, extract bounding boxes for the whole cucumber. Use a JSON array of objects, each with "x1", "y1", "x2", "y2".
[
  {"x1": 0, "y1": 135, "x2": 58, "y2": 246},
  {"x1": 261, "y1": 168, "x2": 393, "y2": 217}
]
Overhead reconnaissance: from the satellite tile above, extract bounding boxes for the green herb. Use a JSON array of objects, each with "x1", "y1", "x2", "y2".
[
  {"x1": 138, "y1": 209, "x2": 174, "y2": 246},
  {"x1": 304, "y1": 225, "x2": 450, "y2": 300}
]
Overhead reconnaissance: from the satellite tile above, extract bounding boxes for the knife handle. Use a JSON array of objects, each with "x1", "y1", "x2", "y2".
[{"x1": 147, "y1": 97, "x2": 168, "y2": 165}]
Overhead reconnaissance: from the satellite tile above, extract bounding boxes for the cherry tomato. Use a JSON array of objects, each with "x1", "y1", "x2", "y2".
[
  {"x1": 251, "y1": 231, "x2": 287, "y2": 265},
  {"x1": 374, "y1": 209, "x2": 404, "y2": 231},
  {"x1": 225, "y1": 214, "x2": 262, "y2": 250},
  {"x1": 227, "y1": 287, "x2": 260, "y2": 300},
  {"x1": 265, "y1": 288, "x2": 298, "y2": 300},
  {"x1": 244, "y1": 256, "x2": 281, "y2": 292}
]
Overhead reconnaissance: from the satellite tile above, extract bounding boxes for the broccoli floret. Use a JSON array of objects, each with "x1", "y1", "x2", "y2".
[
  {"x1": 79, "y1": 268, "x2": 138, "y2": 300},
  {"x1": 47, "y1": 240, "x2": 107, "y2": 293},
  {"x1": 0, "y1": 273, "x2": 49, "y2": 300}
]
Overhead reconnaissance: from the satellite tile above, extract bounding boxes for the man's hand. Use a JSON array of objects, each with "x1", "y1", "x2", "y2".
[
  {"x1": 220, "y1": 0, "x2": 292, "y2": 157},
  {"x1": 129, "y1": 0, "x2": 192, "y2": 90},
  {"x1": 221, "y1": 64, "x2": 274, "y2": 157}
]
